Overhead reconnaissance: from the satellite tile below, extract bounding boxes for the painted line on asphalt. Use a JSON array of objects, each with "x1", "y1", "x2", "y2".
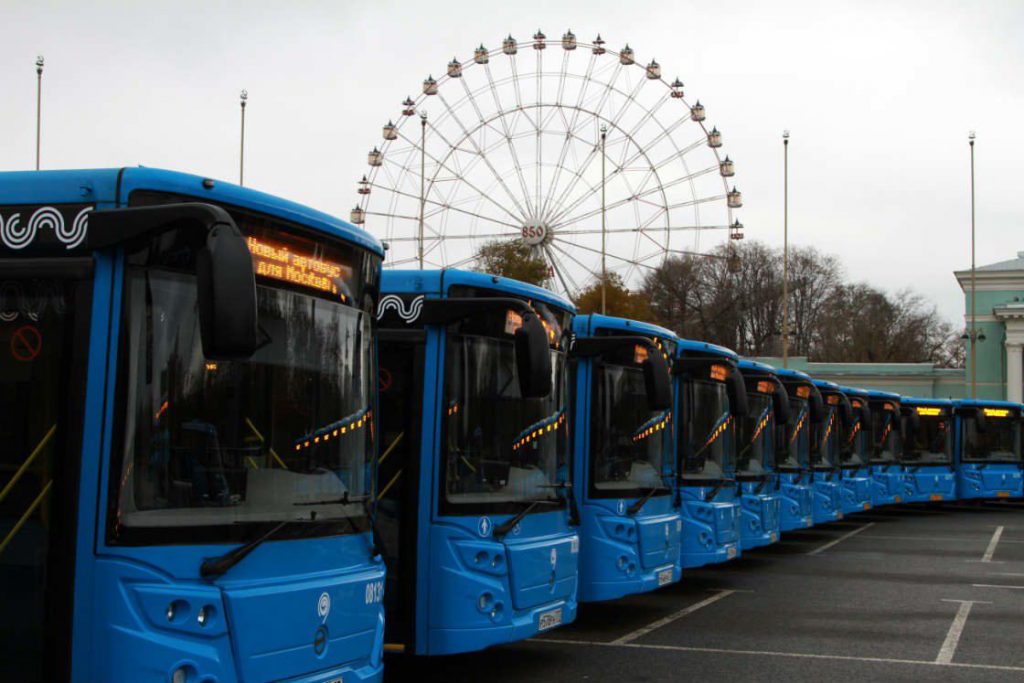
[
  {"x1": 972, "y1": 583, "x2": 1024, "y2": 590},
  {"x1": 989, "y1": 572, "x2": 1024, "y2": 577},
  {"x1": 981, "y1": 526, "x2": 1005, "y2": 562},
  {"x1": 936, "y1": 599, "x2": 989, "y2": 664},
  {"x1": 610, "y1": 589, "x2": 749, "y2": 645},
  {"x1": 859, "y1": 533, "x2": 1012, "y2": 544},
  {"x1": 807, "y1": 522, "x2": 875, "y2": 555},
  {"x1": 535, "y1": 638, "x2": 1024, "y2": 673}
]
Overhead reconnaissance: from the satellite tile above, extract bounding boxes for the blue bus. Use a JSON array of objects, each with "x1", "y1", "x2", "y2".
[
  {"x1": 866, "y1": 390, "x2": 905, "y2": 506},
  {"x1": 776, "y1": 370, "x2": 835, "y2": 525},
  {"x1": 808, "y1": 379, "x2": 847, "y2": 523},
  {"x1": 375, "y1": 269, "x2": 578, "y2": 655},
  {"x1": 0, "y1": 168, "x2": 387, "y2": 682},
  {"x1": 772, "y1": 369, "x2": 816, "y2": 532},
  {"x1": 570, "y1": 314, "x2": 680, "y2": 601},
  {"x1": 835, "y1": 386, "x2": 873, "y2": 515},
  {"x1": 953, "y1": 400, "x2": 1023, "y2": 500},
  {"x1": 734, "y1": 360, "x2": 786, "y2": 550},
  {"x1": 673, "y1": 340, "x2": 744, "y2": 567},
  {"x1": 899, "y1": 398, "x2": 957, "y2": 503}
]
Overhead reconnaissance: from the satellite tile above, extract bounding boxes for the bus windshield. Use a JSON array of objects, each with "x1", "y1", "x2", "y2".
[
  {"x1": 681, "y1": 378, "x2": 734, "y2": 480},
  {"x1": 110, "y1": 220, "x2": 379, "y2": 545},
  {"x1": 778, "y1": 398, "x2": 810, "y2": 470},
  {"x1": 962, "y1": 413, "x2": 1022, "y2": 463},
  {"x1": 903, "y1": 413, "x2": 952, "y2": 464},
  {"x1": 812, "y1": 405, "x2": 839, "y2": 469},
  {"x1": 841, "y1": 404, "x2": 869, "y2": 467},
  {"x1": 870, "y1": 406, "x2": 901, "y2": 464},
  {"x1": 442, "y1": 301, "x2": 570, "y2": 511},
  {"x1": 589, "y1": 345, "x2": 671, "y2": 496},
  {"x1": 736, "y1": 392, "x2": 773, "y2": 477}
]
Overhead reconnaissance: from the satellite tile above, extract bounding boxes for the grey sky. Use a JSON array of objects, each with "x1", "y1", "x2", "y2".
[{"x1": 3, "y1": 0, "x2": 1021, "y2": 324}]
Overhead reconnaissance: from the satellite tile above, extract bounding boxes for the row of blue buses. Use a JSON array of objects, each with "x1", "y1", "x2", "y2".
[{"x1": 3, "y1": 168, "x2": 1022, "y2": 681}]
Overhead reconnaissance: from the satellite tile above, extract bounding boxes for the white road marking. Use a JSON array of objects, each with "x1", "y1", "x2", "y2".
[
  {"x1": 535, "y1": 638, "x2": 1024, "y2": 673},
  {"x1": 981, "y1": 526, "x2": 1005, "y2": 562},
  {"x1": 807, "y1": 522, "x2": 875, "y2": 555},
  {"x1": 860, "y1": 533, "x2": 1024, "y2": 544},
  {"x1": 610, "y1": 589, "x2": 748, "y2": 645},
  {"x1": 989, "y1": 572, "x2": 1024, "y2": 577},
  {"x1": 972, "y1": 583, "x2": 1024, "y2": 590},
  {"x1": 936, "y1": 599, "x2": 989, "y2": 664}
]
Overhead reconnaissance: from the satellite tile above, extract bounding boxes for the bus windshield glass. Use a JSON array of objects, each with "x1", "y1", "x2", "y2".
[
  {"x1": 841, "y1": 401, "x2": 869, "y2": 467},
  {"x1": 442, "y1": 296, "x2": 571, "y2": 512},
  {"x1": 681, "y1": 377, "x2": 734, "y2": 480},
  {"x1": 904, "y1": 411, "x2": 952, "y2": 464},
  {"x1": 110, "y1": 214, "x2": 380, "y2": 545},
  {"x1": 870, "y1": 404, "x2": 901, "y2": 464},
  {"x1": 589, "y1": 342, "x2": 672, "y2": 496},
  {"x1": 962, "y1": 411, "x2": 1021, "y2": 463},
  {"x1": 812, "y1": 404, "x2": 839, "y2": 469},
  {"x1": 778, "y1": 397, "x2": 810, "y2": 470},
  {"x1": 736, "y1": 392, "x2": 773, "y2": 477}
]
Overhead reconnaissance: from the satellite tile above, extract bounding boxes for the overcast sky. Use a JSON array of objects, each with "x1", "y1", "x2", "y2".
[{"x1": 3, "y1": 0, "x2": 1021, "y2": 324}]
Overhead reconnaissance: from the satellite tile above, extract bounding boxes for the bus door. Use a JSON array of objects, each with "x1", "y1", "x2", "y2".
[
  {"x1": 377, "y1": 330, "x2": 425, "y2": 649},
  {"x1": 0, "y1": 266, "x2": 93, "y2": 682}
]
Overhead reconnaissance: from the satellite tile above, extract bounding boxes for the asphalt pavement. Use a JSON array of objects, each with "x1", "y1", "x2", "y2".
[{"x1": 384, "y1": 500, "x2": 1024, "y2": 682}]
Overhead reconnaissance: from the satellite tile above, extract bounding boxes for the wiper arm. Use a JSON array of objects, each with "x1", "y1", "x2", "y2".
[
  {"x1": 294, "y1": 493, "x2": 382, "y2": 559},
  {"x1": 539, "y1": 481, "x2": 580, "y2": 526},
  {"x1": 627, "y1": 486, "x2": 670, "y2": 516},
  {"x1": 201, "y1": 519, "x2": 295, "y2": 579},
  {"x1": 493, "y1": 499, "x2": 559, "y2": 540},
  {"x1": 706, "y1": 479, "x2": 730, "y2": 502}
]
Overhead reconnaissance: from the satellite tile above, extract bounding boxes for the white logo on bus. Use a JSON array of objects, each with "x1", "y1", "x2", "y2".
[
  {"x1": 317, "y1": 592, "x2": 331, "y2": 621},
  {"x1": 0, "y1": 206, "x2": 90, "y2": 251}
]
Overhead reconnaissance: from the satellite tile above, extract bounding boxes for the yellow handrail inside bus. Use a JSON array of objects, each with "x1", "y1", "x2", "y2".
[
  {"x1": 0, "y1": 480, "x2": 53, "y2": 556},
  {"x1": 0, "y1": 424, "x2": 56, "y2": 506},
  {"x1": 378, "y1": 432, "x2": 404, "y2": 466},
  {"x1": 245, "y1": 417, "x2": 288, "y2": 469},
  {"x1": 379, "y1": 469, "x2": 403, "y2": 499}
]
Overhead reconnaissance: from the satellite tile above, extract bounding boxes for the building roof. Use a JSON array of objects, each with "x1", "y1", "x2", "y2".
[{"x1": 973, "y1": 252, "x2": 1024, "y2": 273}]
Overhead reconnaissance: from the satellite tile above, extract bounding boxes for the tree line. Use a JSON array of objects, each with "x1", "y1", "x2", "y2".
[{"x1": 476, "y1": 239, "x2": 962, "y2": 366}]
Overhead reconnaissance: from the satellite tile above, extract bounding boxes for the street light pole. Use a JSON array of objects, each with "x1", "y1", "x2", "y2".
[
  {"x1": 600, "y1": 124, "x2": 608, "y2": 315},
  {"x1": 969, "y1": 130, "x2": 977, "y2": 399},
  {"x1": 419, "y1": 110, "x2": 427, "y2": 270},
  {"x1": 35, "y1": 56, "x2": 44, "y2": 171},
  {"x1": 239, "y1": 90, "x2": 247, "y2": 186},
  {"x1": 782, "y1": 130, "x2": 790, "y2": 367}
]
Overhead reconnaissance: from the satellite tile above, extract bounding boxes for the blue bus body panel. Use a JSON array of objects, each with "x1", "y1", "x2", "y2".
[
  {"x1": 900, "y1": 398, "x2": 957, "y2": 503},
  {"x1": 572, "y1": 315, "x2": 681, "y2": 603},
  {"x1": 738, "y1": 481, "x2": 780, "y2": 550},
  {"x1": 840, "y1": 469, "x2": 874, "y2": 514},
  {"x1": 0, "y1": 169, "x2": 388, "y2": 682},
  {"x1": 811, "y1": 472, "x2": 843, "y2": 524},
  {"x1": 381, "y1": 270, "x2": 579, "y2": 656},
  {"x1": 777, "y1": 472, "x2": 814, "y2": 531},
  {"x1": 865, "y1": 390, "x2": 905, "y2": 507},
  {"x1": 953, "y1": 400, "x2": 1024, "y2": 500},
  {"x1": 678, "y1": 486, "x2": 740, "y2": 567}
]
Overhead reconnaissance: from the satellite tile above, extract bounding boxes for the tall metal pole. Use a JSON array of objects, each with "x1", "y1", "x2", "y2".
[
  {"x1": 600, "y1": 124, "x2": 608, "y2": 315},
  {"x1": 419, "y1": 111, "x2": 427, "y2": 270},
  {"x1": 969, "y1": 130, "x2": 977, "y2": 399},
  {"x1": 782, "y1": 130, "x2": 790, "y2": 367},
  {"x1": 35, "y1": 56, "x2": 44, "y2": 171},
  {"x1": 239, "y1": 90, "x2": 247, "y2": 186}
]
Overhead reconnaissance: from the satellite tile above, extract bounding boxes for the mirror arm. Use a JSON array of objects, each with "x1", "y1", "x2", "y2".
[
  {"x1": 421, "y1": 297, "x2": 538, "y2": 325},
  {"x1": 88, "y1": 202, "x2": 236, "y2": 249}
]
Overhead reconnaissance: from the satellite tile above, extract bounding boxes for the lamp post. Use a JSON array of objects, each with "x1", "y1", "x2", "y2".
[
  {"x1": 782, "y1": 130, "x2": 790, "y2": 367},
  {"x1": 600, "y1": 123, "x2": 608, "y2": 315},
  {"x1": 419, "y1": 110, "x2": 427, "y2": 269},
  {"x1": 35, "y1": 56, "x2": 44, "y2": 170},
  {"x1": 968, "y1": 130, "x2": 981, "y2": 398},
  {"x1": 239, "y1": 90, "x2": 247, "y2": 186}
]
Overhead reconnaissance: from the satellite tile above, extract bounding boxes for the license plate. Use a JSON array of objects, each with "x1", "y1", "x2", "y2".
[
  {"x1": 770, "y1": 532, "x2": 778, "y2": 543},
  {"x1": 658, "y1": 568, "x2": 673, "y2": 586},
  {"x1": 893, "y1": 496, "x2": 903, "y2": 503},
  {"x1": 930, "y1": 494, "x2": 943, "y2": 501},
  {"x1": 538, "y1": 608, "x2": 563, "y2": 631},
  {"x1": 862, "y1": 503, "x2": 871, "y2": 510},
  {"x1": 726, "y1": 546, "x2": 737, "y2": 559},
  {"x1": 997, "y1": 491, "x2": 1010, "y2": 498}
]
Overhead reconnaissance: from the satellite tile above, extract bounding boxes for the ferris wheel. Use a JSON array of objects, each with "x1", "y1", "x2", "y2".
[{"x1": 350, "y1": 30, "x2": 743, "y2": 298}]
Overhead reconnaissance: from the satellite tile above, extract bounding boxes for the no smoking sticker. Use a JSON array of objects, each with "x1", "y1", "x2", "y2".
[{"x1": 10, "y1": 324, "x2": 42, "y2": 362}]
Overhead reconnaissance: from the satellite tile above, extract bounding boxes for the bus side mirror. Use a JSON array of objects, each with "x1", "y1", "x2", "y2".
[
  {"x1": 196, "y1": 221, "x2": 260, "y2": 359},
  {"x1": 728, "y1": 369, "x2": 749, "y2": 418},
  {"x1": 839, "y1": 400, "x2": 853, "y2": 429},
  {"x1": 772, "y1": 380, "x2": 791, "y2": 424},
  {"x1": 808, "y1": 388, "x2": 824, "y2": 424},
  {"x1": 974, "y1": 408, "x2": 988, "y2": 433},
  {"x1": 515, "y1": 311, "x2": 552, "y2": 398},
  {"x1": 642, "y1": 350, "x2": 672, "y2": 410},
  {"x1": 89, "y1": 202, "x2": 259, "y2": 360}
]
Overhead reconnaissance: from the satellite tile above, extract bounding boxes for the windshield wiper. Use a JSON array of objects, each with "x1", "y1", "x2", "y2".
[
  {"x1": 705, "y1": 479, "x2": 731, "y2": 502},
  {"x1": 294, "y1": 492, "x2": 383, "y2": 559},
  {"x1": 493, "y1": 499, "x2": 559, "y2": 540},
  {"x1": 539, "y1": 481, "x2": 580, "y2": 526},
  {"x1": 201, "y1": 518, "x2": 302, "y2": 579},
  {"x1": 627, "y1": 486, "x2": 670, "y2": 516}
]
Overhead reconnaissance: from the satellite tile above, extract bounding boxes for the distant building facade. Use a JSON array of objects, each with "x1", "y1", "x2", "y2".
[{"x1": 750, "y1": 252, "x2": 1024, "y2": 401}]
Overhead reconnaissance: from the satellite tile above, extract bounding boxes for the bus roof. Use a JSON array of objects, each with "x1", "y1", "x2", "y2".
[
  {"x1": 902, "y1": 397, "x2": 954, "y2": 407},
  {"x1": 381, "y1": 268, "x2": 575, "y2": 313},
  {"x1": 954, "y1": 398, "x2": 1023, "y2": 410},
  {"x1": 812, "y1": 378, "x2": 842, "y2": 392},
  {"x1": 737, "y1": 359, "x2": 777, "y2": 375},
  {"x1": 0, "y1": 167, "x2": 384, "y2": 256},
  {"x1": 839, "y1": 385, "x2": 870, "y2": 397},
  {"x1": 865, "y1": 389, "x2": 902, "y2": 401},
  {"x1": 676, "y1": 338, "x2": 738, "y2": 361},
  {"x1": 775, "y1": 366, "x2": 813, "y2": 383},
  {"x1": 573, "y1": 313, "x2": 676, "y2": 341}
]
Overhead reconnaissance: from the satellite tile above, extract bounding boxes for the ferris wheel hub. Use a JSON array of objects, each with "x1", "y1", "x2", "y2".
[{"x1": 521, "y1": 223, "x2": 551, "y2": 247}]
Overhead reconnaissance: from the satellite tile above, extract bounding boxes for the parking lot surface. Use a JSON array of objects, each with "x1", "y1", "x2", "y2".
[{"x1": 384, "y1": 501, "x2": 1024, "y2": 681}]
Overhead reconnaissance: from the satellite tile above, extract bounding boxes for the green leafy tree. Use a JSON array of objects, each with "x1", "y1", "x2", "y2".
[
  {"x1": 574, "y1": 273, "x2": 652, "y2": 320},
  {"x1": 475, "y1": 239, "x2": 549, "y2": 286}
]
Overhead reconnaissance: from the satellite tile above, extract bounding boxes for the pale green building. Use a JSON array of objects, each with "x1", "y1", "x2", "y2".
[{"x1": 751, "y1": 252, "x2": 1024, "y2": 402}]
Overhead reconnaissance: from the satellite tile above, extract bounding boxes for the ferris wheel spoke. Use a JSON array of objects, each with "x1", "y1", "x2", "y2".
[
  {"x1": 543, "y1": 243, "x2": 579, "y2": 296},
  {"x1": 436, "y1": 89, "x2": 531, "y2": 219},
  {"x1": 482, "y1": 63, "x2": 537, "y2": 219},
  {"x1": 552, "y1": 237, "x2": 658, "y2": 272},
  {"x1": 371, "y1": 182, "x2": 521, "y2": 230},
  {"x1": 386, "y1": 229, "x2": 520, "y2": 242},
  {"x1": 547, "y1": 239, "x2": 600, "y2": 279}
]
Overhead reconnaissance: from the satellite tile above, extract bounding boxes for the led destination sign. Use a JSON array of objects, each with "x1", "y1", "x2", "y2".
[{"x1": 247, "y1": 236, "x2": 352, "y2": 300}]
